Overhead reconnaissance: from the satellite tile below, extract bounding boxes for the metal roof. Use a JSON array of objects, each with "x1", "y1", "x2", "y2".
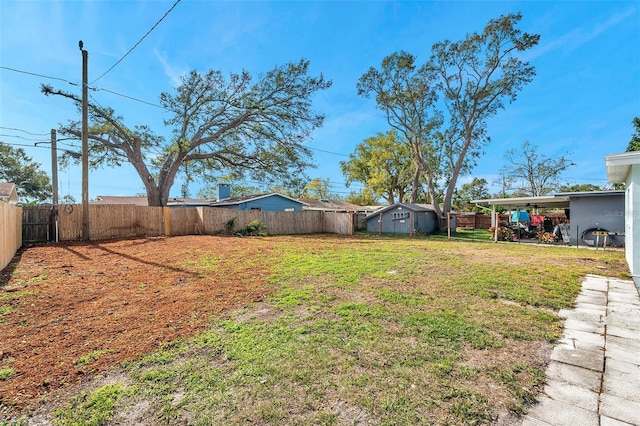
[
  {"x1": 471, "y1": 191, "x2": 624, "y2": 209},
  {"x1": 365, "y1": 203, "x2": 436, "y2": 218}
]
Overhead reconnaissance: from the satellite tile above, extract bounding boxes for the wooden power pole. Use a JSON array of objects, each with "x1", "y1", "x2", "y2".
[
  {"x1": 51, "y1": 129, "x2": 59, "y2": 242},
  {"x1": 80, "y1": 41, "x2": 90, "y2": 241}
]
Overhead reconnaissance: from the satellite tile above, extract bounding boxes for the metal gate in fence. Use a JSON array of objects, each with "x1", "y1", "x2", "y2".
[{"x1": 22, "y1": 206, "x2": 53, "y2": 243}]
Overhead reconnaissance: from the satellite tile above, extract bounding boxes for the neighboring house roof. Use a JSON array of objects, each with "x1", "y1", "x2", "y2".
[
  {"x1": 210, "y1": 193, "x2": 308, "y2": 207},
  {"x1": 366, "y1": 203, "x2": 436, "y2": 219},
  {"x1": 92, "y1": 196, "x2": 149, "y2": 206},
  {"x1": 0, "y1": 182, "x2": 18, "y2": 204},
  {"x1": 92, "y1": 196, "x2": 214, "y2": 206},
  {"x1": 300, "y1": 198, "x2": 363, "y2": 211}
]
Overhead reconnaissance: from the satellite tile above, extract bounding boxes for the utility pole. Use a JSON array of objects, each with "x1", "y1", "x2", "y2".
[
  {"x1": 50, "y1": 129, "x2": 58, "y2": 206},
  {"x1": 80, "y1": 40, "x2": 90, "y2": 241},
  {"x1": 51, "y1": 129, "x2": 59, "y2": 242}
]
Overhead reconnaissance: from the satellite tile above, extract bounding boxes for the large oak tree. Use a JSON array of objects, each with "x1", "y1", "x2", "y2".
[
  {"x1": 358, "y1": 13, "x2": 539, "y2": 217},
  {"x1": 43, "y1": 59, "x2": 331, "y2": 206}
]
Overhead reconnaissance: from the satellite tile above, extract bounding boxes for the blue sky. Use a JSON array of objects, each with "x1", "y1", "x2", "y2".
[{"x1": 1, "y1": 0, "x2": 638, "y2": 202}]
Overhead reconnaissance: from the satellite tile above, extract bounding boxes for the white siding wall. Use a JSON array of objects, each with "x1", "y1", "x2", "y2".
[{"x1": 627, "y1": 165, "x2": 640, "y2": 284}]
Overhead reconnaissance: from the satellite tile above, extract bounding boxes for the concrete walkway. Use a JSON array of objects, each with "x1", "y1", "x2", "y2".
[{"x1": 522, "y1": 275, "x2": 640, "y2": 426}]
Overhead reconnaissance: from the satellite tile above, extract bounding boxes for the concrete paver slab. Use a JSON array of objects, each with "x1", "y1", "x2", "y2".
[
  {"x1": 543, "y1": 381, "x2": 598, "y2": 411},
  {"x1": 606, "y1": 342, "x2": 640, "y2": 365},
  {"x1": 521, "y1": 415, "x2": 553, "y2": 425},
  {"x1": 582, "y1": 276, "x2": 608, "y2": 291},
  {"x1": 525, "y1": 396, "x2": 599, "y2": 425},
  {"x1": 605, "y1": 357, "x2": 640, "y2": 379},
  {"x1": 601, "y1": 416, "x2": 636, "y2": 426},
  {"x1": 607, "y1": 325, "x2": 640, "y2": 341},
  {"x1": 602, "y1": 373, "x2": 640, "y2": 403},
  {"x1": 550, "y1": 345, "x2": 604, "y2": 371},
  {"x1": 557, "y1": 337, "x2": 603, "y2": 353},
  {"x1": 562, "y1": 318, "x2": 605, "y2": 334},
  {"x1": 544, "y1": 361, "x2": 602, "y2": 392},
  {"x1": 562, "y1": 328, "x2": 606, "y2": 346},
  {"x1": 558, "y1": 309, "x2": 602, "y2": 322},
  {"x1": 606, "y1": 316, "x2": 640, "y2": 331},
  {"x1": 599, "y1": 394, "x2": 640, "y2": 425},
  {"x1": 574, "y1": 304, "x2": 607, "y2": 315}
]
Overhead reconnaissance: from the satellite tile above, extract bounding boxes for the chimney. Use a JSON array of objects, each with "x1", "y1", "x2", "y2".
[{"x1": 217, "y1": 183, "x2": 231, "y2": 201}]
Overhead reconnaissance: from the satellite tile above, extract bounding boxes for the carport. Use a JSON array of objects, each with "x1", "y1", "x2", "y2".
[{"x1": 472, "y1": 191, "x2": 625, "y2": 247}]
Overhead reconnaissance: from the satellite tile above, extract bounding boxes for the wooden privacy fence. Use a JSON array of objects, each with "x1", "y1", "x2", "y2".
[
  {"x1": 1, "y1": 203, "x2": 22, "y2": 270},
  {"x1": 455, "y1": 213, "x2": 509, "y2": 230},
  {"x1": 53, "y1": 204, "x2": 354, "y2": 241}
]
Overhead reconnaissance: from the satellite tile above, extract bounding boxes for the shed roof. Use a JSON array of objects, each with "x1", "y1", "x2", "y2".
[{"x1": 366, "y1": 203, "x2": 436, "y2": 218}]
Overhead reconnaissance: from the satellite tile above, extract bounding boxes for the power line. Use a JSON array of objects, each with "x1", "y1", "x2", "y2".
[
  {"x1": 0, "y1": 127, "x2": 50, "y2": 136},
  {"x1": 96, "y1": 87, "x2": 166, "y2": 109},
  {"x1": 308, "y1": 146, "x2": 350, "y2": 157},
  {"x1": 0, "y1": 133, "x2": 44, "y2": 142},
  {"x1": 0, "y1": 66, "x2": 78, "y2": 86},
  {"x1": 0, "y1": 140, "x2": 51, "y2": 150},
  {"x1": 91, "y1": 0, "x2": 182, "y2": 84}
]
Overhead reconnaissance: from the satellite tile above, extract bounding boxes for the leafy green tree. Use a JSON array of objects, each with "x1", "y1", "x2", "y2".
[
  {"x1": 42, "y1": 59, "x2": 331, "y2": 206},
  {"x1": 501, "y1": 141, "x2": 574, "y2": 197},
  {"x1": 302, "y1": 178, "x2": 340, "y2": 199},
  {"x1": 627, "y1": 117, "x2": 640, "y2": 152},
  {"x1": 358, "y1": 13, "x2": 539, "y2": 218},
  {"x1": 452, "y1": 178, "x2": 490, "y2": 212},
  {"x1": 340, "y1": 130, "x2": 417, "y2": 205},
  {"x1": 557, "y1": 183, "x2": 607, "y2": 193},
  {"x1": 61, "y1": 194, "x2": 76, "y2": 204},
  {"x1": 344, "y1": 187, "x2": 379, "y2": 206},
  {"x1": 196, "y1": 181, "x2": 262, "y2": 199},
  {"x1": 270, "y1": 177, "x2": 309, "y2": 198},
  {"x1": 0, "y1": 143, "x2": 51, "y2": 202}
]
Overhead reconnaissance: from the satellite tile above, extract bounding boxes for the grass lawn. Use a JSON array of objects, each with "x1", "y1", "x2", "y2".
[{"x1": 6, "y1": 235, "x2": 629, "y2": 425}]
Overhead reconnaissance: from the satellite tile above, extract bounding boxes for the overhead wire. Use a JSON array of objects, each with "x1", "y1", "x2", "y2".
[
  {"x1": 0, "y1": 127, "x2": 50, "y2": 136},
  {"x1": 0, "y1": 66, "x2": 78, "y2": 86},
  {"x1": 91, "y1": 0, "x2": 182, "y2": 84}
]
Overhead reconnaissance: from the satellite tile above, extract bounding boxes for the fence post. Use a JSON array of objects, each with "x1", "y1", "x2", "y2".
[{"x1": 163, "y1": 207, "x2": 171, "y2": 236}]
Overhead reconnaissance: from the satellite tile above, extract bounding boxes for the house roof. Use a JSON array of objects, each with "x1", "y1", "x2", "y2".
[
  {"x1": 606, "y1": 151, "x2": 640, "y2": 183},
  {"x1": 300, "y1": 198, "x2": 362, "y2": 211},
  {"x1": 92, "y1": 195, "x2": 150, "y2": 206},
  {"x1": 92, "y1": 196, "x2": 216, "y2": 206},
  {"x1": 366, "y1": 203, "x2": 436, "y2": 218},
  {"x1": 0, "y1": 182, "x2": 16, "y2": 197},
  {"x1": 211, "y1": 192, "x2": 307, "y2": 207}
]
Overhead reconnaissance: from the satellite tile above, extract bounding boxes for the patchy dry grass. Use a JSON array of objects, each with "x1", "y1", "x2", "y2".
[{"x1": 5, "y1": 235, "x2": 629, "y2": 425}]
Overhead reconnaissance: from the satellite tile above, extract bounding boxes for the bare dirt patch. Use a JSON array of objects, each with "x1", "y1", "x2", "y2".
[{"x1": 0, "y1": 236, "x2": 274, "y2": 418}]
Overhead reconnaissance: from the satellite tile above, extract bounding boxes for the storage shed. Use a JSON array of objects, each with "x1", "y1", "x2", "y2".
[{"x1": 366, "y1": 203, "x2": 438, "y2": 236}]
